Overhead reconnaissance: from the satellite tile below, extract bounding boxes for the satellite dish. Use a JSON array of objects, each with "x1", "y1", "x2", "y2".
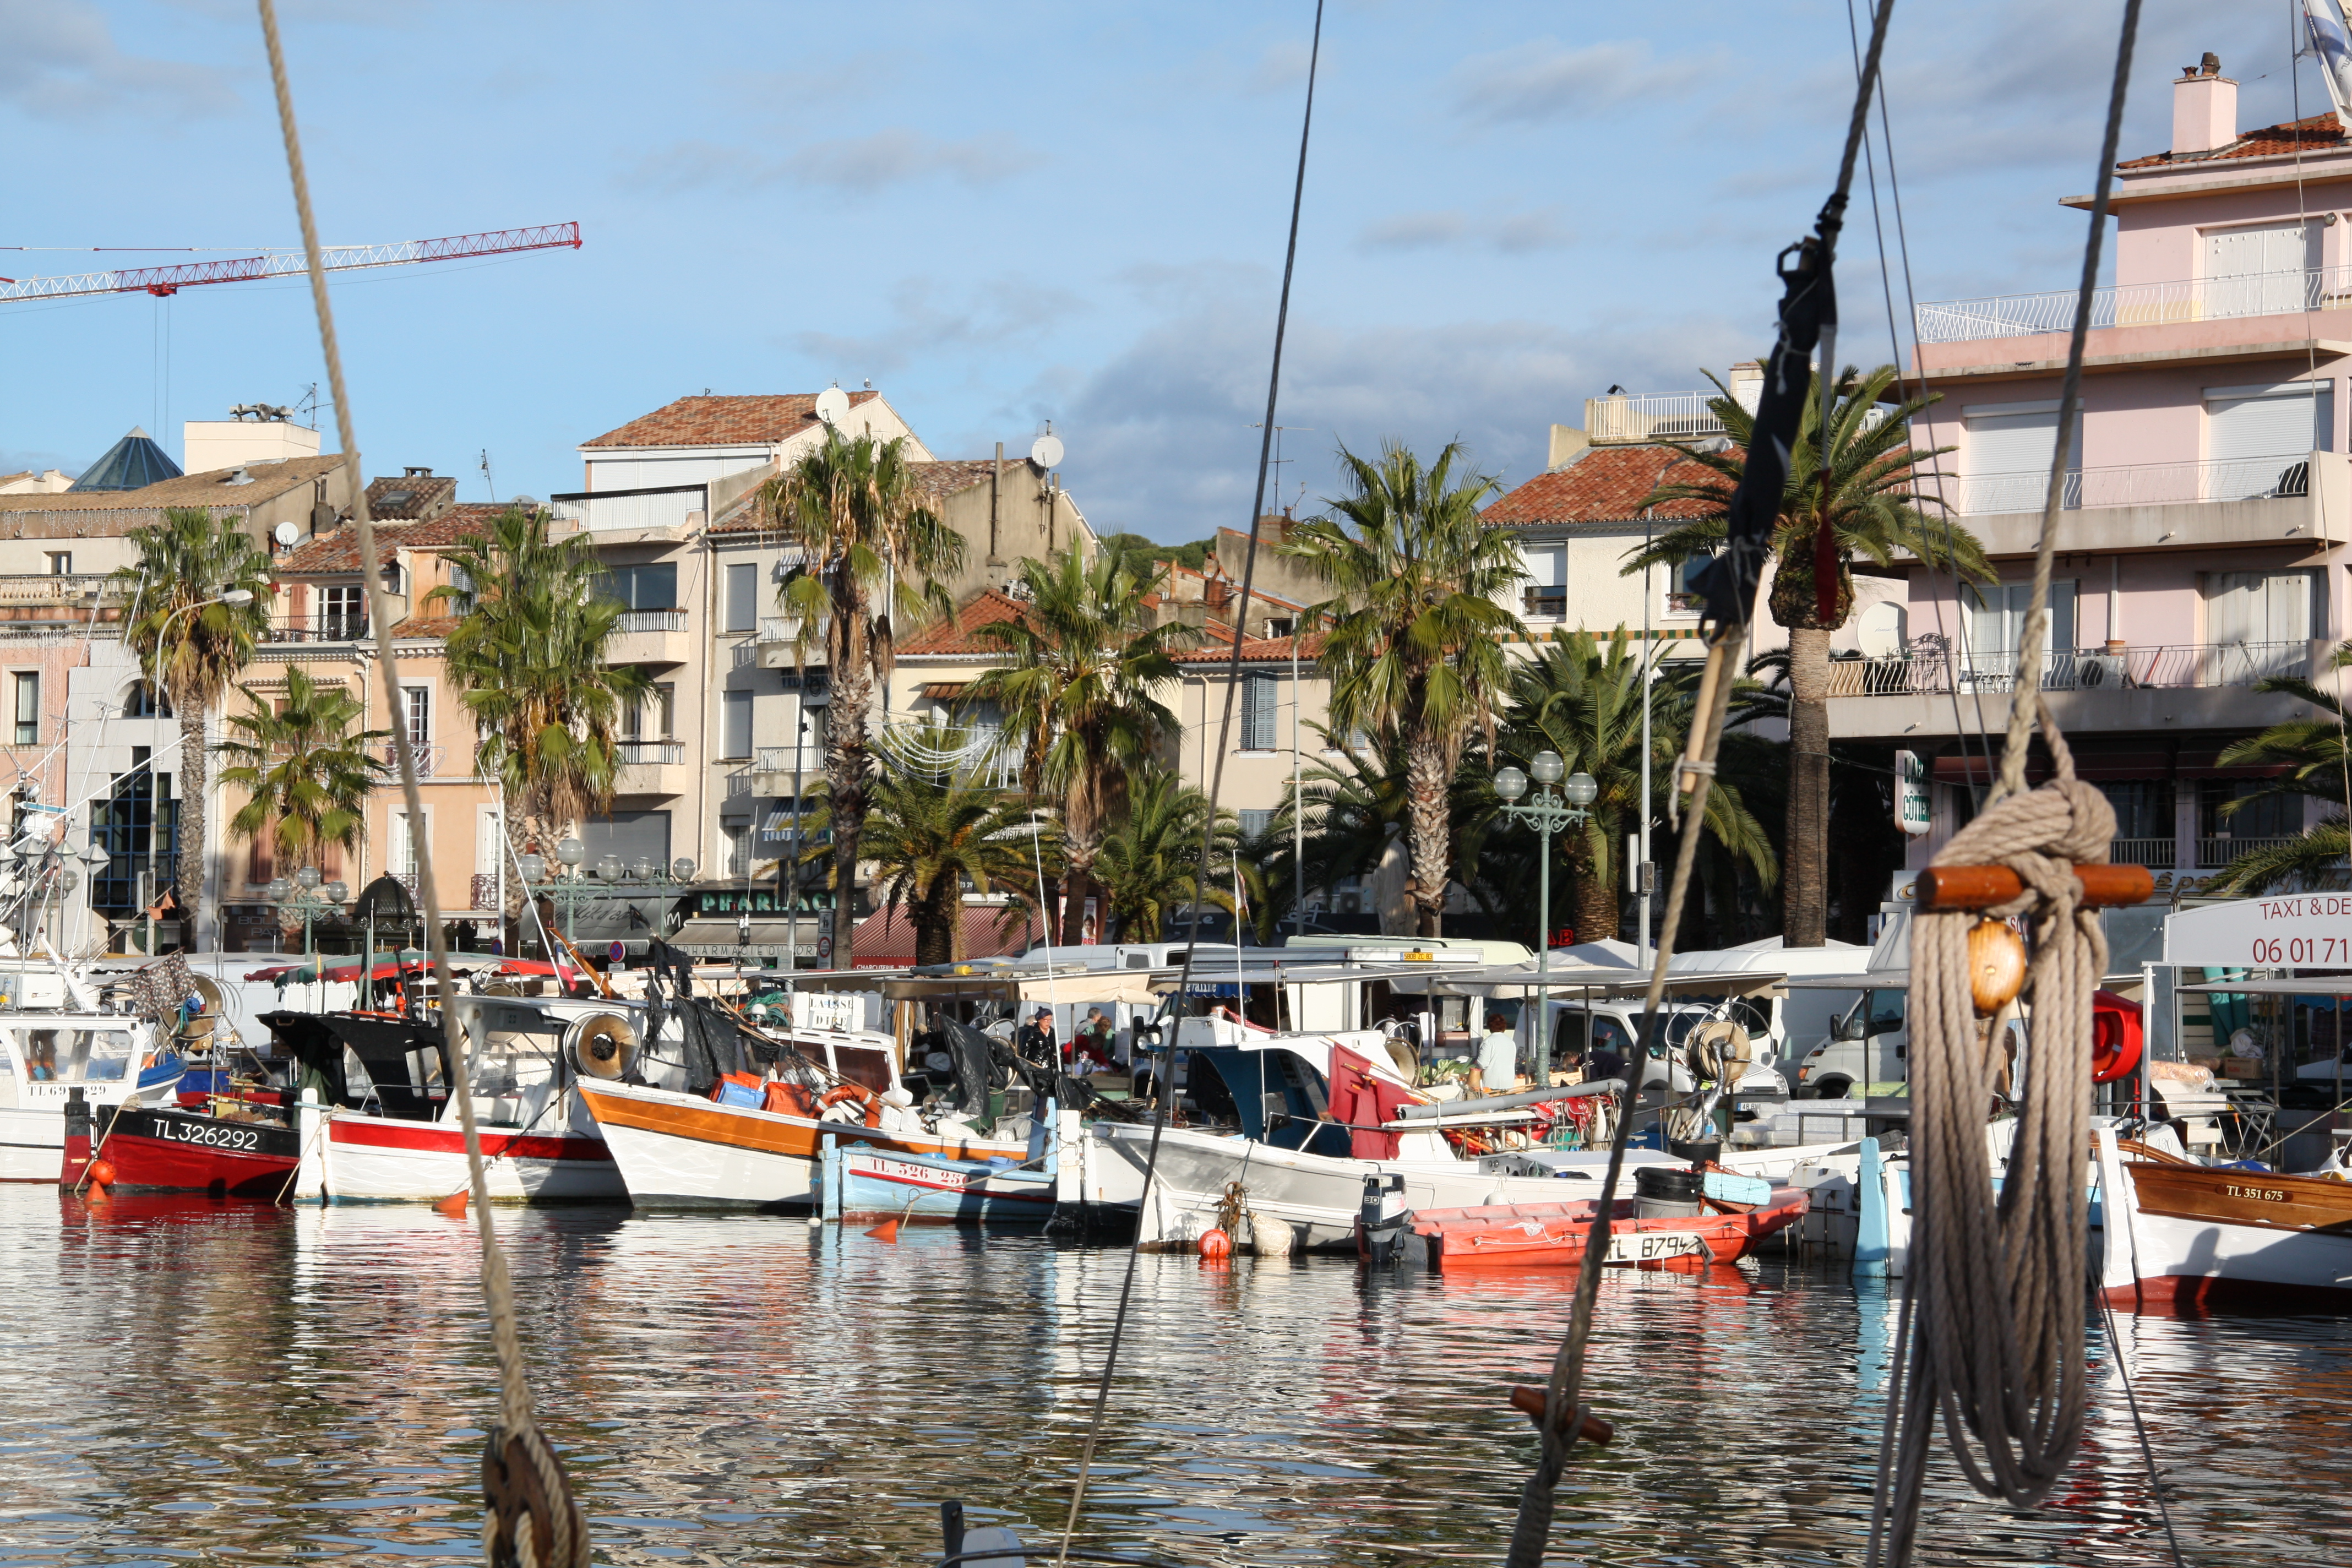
[
  {"x1": 274, "y1": 521, "x2": 300, "y2": 547},
  {"x1": 509, "y1": 495, "x2": 537, "y2": 509},
  {"x1": 1030, "y1": 433, "x2": 1064, "y2": 470},
  {"x1": 814, "y1": 387, "x2": 852, "y2": 426}
]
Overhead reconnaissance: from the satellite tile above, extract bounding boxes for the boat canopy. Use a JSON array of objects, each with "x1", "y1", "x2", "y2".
[{"x1": 1389, "y1": 963, "x2": 1785, "y2": 1000}]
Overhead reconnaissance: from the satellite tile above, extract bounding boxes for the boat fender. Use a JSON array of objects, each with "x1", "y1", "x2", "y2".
[
  {"x1": 1198, "y1": 1227, "x2": 1232, "y2": 1260},
  {"x1": 1250, "y1": 1211, "x2": 1294, "y2": 1256},
  {"x1": 86, "y1": 1157, "x2": 116, "y2": 1190}
]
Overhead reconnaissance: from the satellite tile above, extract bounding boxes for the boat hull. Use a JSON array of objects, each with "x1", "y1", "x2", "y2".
[
  {"x1": 2, "y1": 1074, "x2": 182, "y2": 1183},
  {"x1": 837, "y1": 1150, "x2": 1055, "y2": 1226},
  {"x1": 576, "y1": 1079, "x2": 1027, "y2": 1210},
  {"x1": 102, "y1": 1107, "x2": 299, "y2": 1198},
  {"x1": 312, "y1": 1111, "x2": 622, "y2": 1203},
  {"x1": 2099, "y1": 1136, "x2": 2352, "y2": 1309},
  {"x1": 1402, "y1": 1190, "x2": 1810, "y2": 1273}
]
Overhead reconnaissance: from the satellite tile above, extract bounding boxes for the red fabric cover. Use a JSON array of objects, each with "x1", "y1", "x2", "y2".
[{"x1": 1329, "y1": 1045, "x2": 1416, "y2": 1159}]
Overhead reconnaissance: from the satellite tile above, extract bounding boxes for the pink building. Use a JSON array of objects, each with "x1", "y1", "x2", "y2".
[{"x1": 1835, "y1": 55, "x2": 2352, "y2": 892}]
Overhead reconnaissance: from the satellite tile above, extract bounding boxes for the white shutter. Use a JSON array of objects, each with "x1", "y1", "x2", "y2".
[
  {"x1": 2207, "y1": 383, "x2": 2328, "y2": 500},
  {"x1": 2202, "y1": 222, "x2": 2318, "y2": 317},
  {"x1": 1962, "y1": 403, "x2": 2077, "y2": 514}
]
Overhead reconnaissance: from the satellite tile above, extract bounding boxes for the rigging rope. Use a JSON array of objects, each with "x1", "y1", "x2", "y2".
[
  {"x1": 1051, "y1": 4, "x2": 1323, "y2": 1561},
  {"x1": 1866, "y1": 6, "x2": 2142, "y2": 1565},
  {"x1": 257, "y1": 5, "x2": 588, "y2": 1564},
  {"x1": 1507, "y1": 13, "x2": 1899, "y2": 1562}
]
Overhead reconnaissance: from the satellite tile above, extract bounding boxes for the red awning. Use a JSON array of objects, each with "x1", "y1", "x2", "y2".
[{"x1": 850, "y1": 905, "x2": 1042, "y2": 965}]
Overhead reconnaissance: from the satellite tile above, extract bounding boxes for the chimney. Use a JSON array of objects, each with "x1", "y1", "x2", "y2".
[
  {"x1": 2171, "y1": 54, "x2": 2236, "y2": 157},
  {"x1": 1546, "y1": 425, "x2": 1589, "y2": 471}
]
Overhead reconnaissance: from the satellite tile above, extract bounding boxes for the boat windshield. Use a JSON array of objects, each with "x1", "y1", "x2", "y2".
[{"x1": 14, "y1": 1027, "x2": 137, "y2": 1083}]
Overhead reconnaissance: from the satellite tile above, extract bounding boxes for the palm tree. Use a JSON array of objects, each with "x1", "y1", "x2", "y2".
[
  {"x1": 113, "y1": 507, "x2": 273, "y2": 938},
  {"x1": 1094, "y1": 765, "x2": 1236, "y2": 941},
  {"x1": 1626, "y1": 363, "x2": 1990, "y2": 946},
  {"x1": 760, "y1": 431, "x2": 967, "y2": 957},
  {"x1": 217, "y1": 666, "x2": 390, "y2": 882},
  {"x1": 961, "y1": 543, "x2": 1195, "y2": 943},
  {"x1": 2209, "y1": 645, "x2": 2352, "y2": 893},
  {"x1": 1281, "y1": 440, "x2": 1525, "y2": 937},
  {"x1": 429, "y1": 507, "x2": 647, "y2": 890},
  {"x1": 1280, "y1": 727, "x2": 1489, "y2": 935},
  {"x1": 1494, "y1": 631, "x2": 1777, "y2": 943},
  {"x1": 828, "y1": 734, "x2": 1038, "y2": 965}
]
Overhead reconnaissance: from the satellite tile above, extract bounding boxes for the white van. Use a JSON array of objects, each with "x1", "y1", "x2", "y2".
[{"x1": 1788, "y1": 979, "x2": 1910, "y2": 1099}]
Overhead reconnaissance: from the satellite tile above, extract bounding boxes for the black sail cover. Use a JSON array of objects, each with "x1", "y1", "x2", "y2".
[{"x1": 1687, "y1": 236, "x2": 1836, "y2": 626}]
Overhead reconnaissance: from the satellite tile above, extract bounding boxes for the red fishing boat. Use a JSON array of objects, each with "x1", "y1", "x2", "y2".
[
  {"x1": 96, "y1": 1102, "x2": 301, "y2": 1199},
  {"x1": 1396, "y1": 1186, "x2": 1810, "y2": 1274}
]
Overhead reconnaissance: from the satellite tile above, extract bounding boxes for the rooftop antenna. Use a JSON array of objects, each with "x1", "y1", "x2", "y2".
[{"x1": 1250, "y1": 423, "x2": 1313, "y2": 521}]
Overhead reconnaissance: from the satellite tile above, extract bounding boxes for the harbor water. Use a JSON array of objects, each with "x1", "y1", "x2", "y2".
[{"x1": 3, "y1": 1187, "x2": 2345, "y2": 1566}]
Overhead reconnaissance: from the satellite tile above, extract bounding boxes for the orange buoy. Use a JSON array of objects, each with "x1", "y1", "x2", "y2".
[
  {"x1": 86, "y1": 1158, "x2": 116, "y2": 1190},
  {"x1": 1198, "y1": 1227, "x2": 1231, "y2": 1260},
  {"x1": 432, "y1": 1189, "x2": 470, "y2": 1218},
  {"x1": 864, "y1": 1217, "x2": 903, "y2": 1242}
]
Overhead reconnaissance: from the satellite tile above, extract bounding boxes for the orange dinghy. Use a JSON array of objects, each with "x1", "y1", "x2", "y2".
[{"x1": 1400, "y1": 1186, "x2": 1810, "y2": 1274}]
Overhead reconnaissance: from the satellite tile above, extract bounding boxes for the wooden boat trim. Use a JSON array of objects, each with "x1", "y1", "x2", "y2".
[{"x1": 2123, "y1": 1158, "x2": 2352, "y2": 1234}]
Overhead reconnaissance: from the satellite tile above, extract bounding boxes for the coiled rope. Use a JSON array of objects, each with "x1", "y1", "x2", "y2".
[
  {"x1": 257, "y1": 6, "x2": 589, "y2": 1564},
  {"x1": 1865, "y1": 6, "x2": 2142, "y2": 1566}
]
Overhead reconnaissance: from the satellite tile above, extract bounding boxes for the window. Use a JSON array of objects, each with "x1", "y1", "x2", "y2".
[
  {"x1": 447, "y1": 559, "x2": 473, "y2": 596},
  {"x1": 2203, "y1": 221, "x2": 2320, "y2": 317},
  {"x1": 1238, "y1": 809, "x2": 1275, "y2": 840},
  {"x1": 45, "y1": 552, "x2": 70, "y2": 576},
  {"x1": 724, "y1": 822, "x2": 750, "y2": 877},
  {"x1": 725, "y1": 563, "x2": 758, "y2": 633},
  {"x1": 1962, "y1": 400, "x2": 2079, "y2": 514},
  {"x1": 122, "y1": 682, "x2": 170, "y2": 718},
  {"x1": 2206, "y1": 381, "x2": 2332, "y2": 499},
  {"x1": 11, "y1": 672, "x2": 35, "y2": 746},
  {"x1": 402, "y1": 685, "x2": 430, "y2": 753},
  {"x1": 2201, "y1": 778, "x2": 2300, "y2": 841},
  {"x1": 626, "y1": 683, "x2": 676, "y2": 741},
  {"x1": 1240, "y1": 672, "x2": 1278, "y2": 750},
  {"x1": 388, "y1": 810, "x2": 422, "y2": 878},
  {"x1": 722, "y1": 689, "x2": 753, "y2": 759},
  {"x1": 2203, "y1": 571, "x2": 2313, "y2": 678},
  {"x1": 581, "y1": 810, "x2": 671, "y2": 869},
  {"x1": 2098, "y1": 780, "x2": 2175, "y2": 841},
  {"x1": 322, "y1": 584, "x2": 366, "y2": 640},
  {"x1": 1520, "y1": 544, "x2": 1566, "y2": 619},
  {"x1": 1964, "y1": 580, "x2": 2075, "y2": 666},
  {"x1": 596, "y1": 562, "x2": 678, "y2": 611},
  {"x1": 89, "y1": 748, "x2": 175, "y2": 916}
]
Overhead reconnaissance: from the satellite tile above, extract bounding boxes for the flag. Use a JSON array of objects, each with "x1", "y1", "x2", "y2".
[{"x1": 2308, "y1": 0, "x2": 2352, "y2": 129}]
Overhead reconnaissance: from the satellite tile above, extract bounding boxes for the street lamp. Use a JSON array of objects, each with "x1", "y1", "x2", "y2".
[
  {"x1": 1493, "y1": 750, "x2": 1597, "y2": 1087},
  {"x1": 514, "y1": 849, "x2": 699, "y2": 965},
  {"x1": 272, "y1": 868, "x2": 347, "y2": 966}
]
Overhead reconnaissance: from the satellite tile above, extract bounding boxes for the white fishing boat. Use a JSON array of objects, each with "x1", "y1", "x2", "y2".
[
  {"x1": 2094, "y1": 1124, "x2": 2352, "y2": 1309},
  {"x1": 1, "y1": 1009, "x2": 183, "y2": 1180},
  {"x1": 1069, "y1": 1014, "x2": 1850, "y2": 1251}
]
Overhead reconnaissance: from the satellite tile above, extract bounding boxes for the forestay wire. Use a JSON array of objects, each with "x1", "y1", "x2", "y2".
[
  {"x1": 1503, "y1": 7, "x2": 1898, "y2": 1564},
  {"x1": 1049, "y1": 3, "x2": 1324, "y2": 1562},
  {"x1": 257, "y1": 5, "x2": 590, "y2": 1565},
  {"x1": 1865, "y1": 6, "x2": 2147, "y2": 1567}
]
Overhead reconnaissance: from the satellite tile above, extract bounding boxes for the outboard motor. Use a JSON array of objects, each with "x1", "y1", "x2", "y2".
[{"x1": 1357, "y1": 1172, "x2": 1409, "y2": 1265}]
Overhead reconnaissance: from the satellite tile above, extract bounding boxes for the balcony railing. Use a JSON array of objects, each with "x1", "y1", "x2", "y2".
[
  {"x1": 0, "y1": 573, "x2": 117, "y2": 603},
  {"x1": 2110, "y1": 836, "x2": 2176, "y2": 869},
  {"x1": 617, "y1": 739, "x2": 684, "y2": 765},
  {"x1": 267, "y1": 614, "x2": 368, "y2": 644},
  {"x1": 1585, "y1": 391, "x2": 1729, "y2": 446},
  {"x1": 2197, "y1": 836, "x2": 2301, "y2": 868},
  {"x1": 615, "y1": 608, "x2": 687, "y2": 633},
  {"x1": 758, "y1": 616, "x2": 797, "y2": 643},
  {"x1": 380, "y1": 741, "x2": 448, "y2": 777},
  {"x1": 1950, "y1": 454, "x2": 2312, "y2": 515},
  {"x1": 1917, "y1": 264, "x2": 2352, "y2": 345},
  {"x1": 1825, "y1": 641, "x2": 2312, "y2": 698},
  {"x1": 753, "y1": 747, "x2": 807, "y2": 774}
]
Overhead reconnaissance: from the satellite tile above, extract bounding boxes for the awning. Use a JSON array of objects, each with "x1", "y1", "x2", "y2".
[
  {"x1": 1018, "y1": 972, "x2": 1163, "y2": 1006},
  {"x1": 919, "y1": 682, "x2": 970, "y2": 700}
]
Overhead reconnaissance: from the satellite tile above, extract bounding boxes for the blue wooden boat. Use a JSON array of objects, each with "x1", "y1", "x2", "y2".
[{"x1": 832, "y1": 1146, "x2": 1057, "y2": 1226}]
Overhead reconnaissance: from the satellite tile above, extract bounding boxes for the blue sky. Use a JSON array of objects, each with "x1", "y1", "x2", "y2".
[{"x1": 0, "y1": 1, "x2": 2318, "y2": 541}]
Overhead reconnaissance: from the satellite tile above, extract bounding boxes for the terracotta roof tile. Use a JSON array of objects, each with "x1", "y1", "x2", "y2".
[
  {"x1": 364, "y1": 473, "x2": 456, "y2": 520},
  {"x1": 894, "y1": 588, "x2": 1030, "y2": 656},
  {"x1": 1170, "y1": 629, "x2": 1321, "y2": 665},
  {"x1": 276, "y1": 503, "x2": 511, "y2": 574},
  {"x1": 580, "y1": 391, "x2": 882, "y2": 449},
  {"x1": 389, "y1": 614, "x2": 462, "y2": 639},
  {"x1": 1482, "y1": 445, "x2": 1721, "y2": 529},
  {"x1": 2118, "y1": 111, "x2": 2347, "y2": 170},
  {"x1": 0, "y1": 454, "x2": 345, "y2": 513}
]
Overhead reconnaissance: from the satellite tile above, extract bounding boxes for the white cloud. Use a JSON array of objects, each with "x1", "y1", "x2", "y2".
[
  {"x1": 1357, "y1": 206, "x2": 1571, "y2": 253},
  {"x1": 788, "y1": 275, "x2": 1086, "y2": 378},
  {"x1": 1447, "y1": 37, "x2": 1716, "y2": 126},
  {"x1": 0, "y1": 0, "x2": 236, "y2": 121}
]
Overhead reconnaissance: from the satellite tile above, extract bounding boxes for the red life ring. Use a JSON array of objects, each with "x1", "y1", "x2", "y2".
[
  {"x1": 816, "y1": 1083, "x2": 883, "y2": 1127},
  {"x1": 2090, "y1": 990, "x2": 2143, "y2": 1084}
]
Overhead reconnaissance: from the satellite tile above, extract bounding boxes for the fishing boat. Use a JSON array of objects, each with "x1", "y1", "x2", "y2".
[
  {"x1": 828, "y1": 1146, "x2": 1058, "y2": 1227},
  {"x1": 273, "y1": 991, "x2": 629, "y2": 1203},
  {"x1": 97, "y1": 1099, "x2": 300, "y2": 1197},
  {"x1": 3, "y1": 1007, "x2": 184, "y2": 1182},
  {"x1": 575, "y1": 1021, "x2": 1030, "y2": 1210},
  {"x1": 2094, "y1": 1125, "x2": 2352, "y2": 1309},
  {"x1": 1394, "y1": 1183, "x2": 1811, "y2": 1273},
  {"x1": 1074, "y1": 1012, "x2": 1847, "y2": 1251}
]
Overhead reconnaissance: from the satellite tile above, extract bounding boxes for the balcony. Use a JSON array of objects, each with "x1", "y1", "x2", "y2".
[
  {"x1": 379, "y1": 742, "x2": 451, "y2": 779},
  {"x1": 1948, "y1": 454, "x2": 2313, "y2": 517},
  {"x1": 614, "y1": 738, "x2": 687, "y2": 798},
  {"x1": 608, "y1": 607, "x2": 689, "y2": 667},
  {"x1": 751, "y1": 745, "x2": 808, "y2": 796},
  {"x1": 1917, "y1": 265, "x2": 2352, "y2": 346},
  {"x1": 756, "y1": 615, "x2": 806, "y2": 669},
  {"x1": 2197, "y1": 835, "x2": 2300, "y2": 868},
  {"x1": 266, "y1": 614, "x2": 368, "y2": 645},
  {"x1": 1825, "y1": 641, "x2": 2323, "y2": 741},
  {"x1": 1584, "y1": 391, "x2": 1729, "y2": 447}
]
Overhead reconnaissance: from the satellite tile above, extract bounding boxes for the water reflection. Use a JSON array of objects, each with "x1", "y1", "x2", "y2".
[{"x1": 2, "y1": 1189, "x2": 2345, "y2": 1565}]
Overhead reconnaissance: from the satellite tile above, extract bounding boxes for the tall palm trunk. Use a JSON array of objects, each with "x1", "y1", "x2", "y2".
[
  {"x1": 176, "y1": 705, "x2": 209, "y2": 943},
  {"x1": 1567, "y1": 819, "x2": 1618, "y2": 943},
  {"x1": 1404, "y1": 728, "x2": 1452, "y2": 939},
  {"x1": 914, "y1": 881, "x2": 956, "y2": 967},
  {"x1": 1783, "y1": 624, "x2": 1833, "y2": 948},
  {"x1": 826, "y1": 657, "x2": 874, "y2": 961}
]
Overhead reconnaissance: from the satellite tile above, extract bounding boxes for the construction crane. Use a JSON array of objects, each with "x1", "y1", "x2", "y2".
[{"x1": 0, "y1": 221, "x2": 580, "y2": 304}]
